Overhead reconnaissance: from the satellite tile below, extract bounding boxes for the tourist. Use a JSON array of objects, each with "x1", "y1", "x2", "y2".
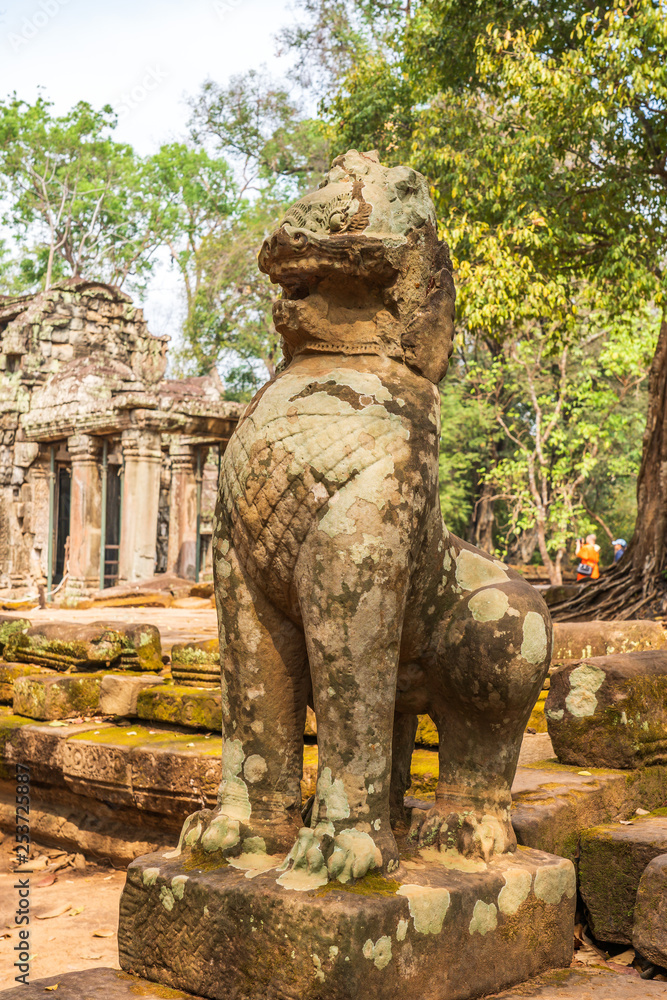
[
  {"x1": 612, "y1": 538, "x2": 627, "y2": 563},
  {"x1": 575, "y1": 533, "x2": 601, "y2": 582}
]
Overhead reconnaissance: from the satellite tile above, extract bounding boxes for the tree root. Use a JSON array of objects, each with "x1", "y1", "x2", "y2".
[{"x1": 550, "y1": 562, "x2": 663, "y2": 622}]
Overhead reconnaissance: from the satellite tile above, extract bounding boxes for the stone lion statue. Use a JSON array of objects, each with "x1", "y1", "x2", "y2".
[{"x1": 176, "y1": 150, "x2": 552, "y2": 887}]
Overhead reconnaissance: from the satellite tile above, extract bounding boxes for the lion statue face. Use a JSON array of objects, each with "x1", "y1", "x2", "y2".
[{"x1": 259, "y1": 149, "x2": 456, "y2": 384}]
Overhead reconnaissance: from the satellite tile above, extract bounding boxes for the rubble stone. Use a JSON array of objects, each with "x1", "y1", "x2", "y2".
[
  {"x1": 545, "y1": 650, "x2": 667, "y2": 768},
  {"x1": 633, "y1": 853, "x2": 667, "y2": 967},
  {"x1": 4, "y1": 620, "x2": 163, "y2": 672},
  {"x1": 136, "y1": 684, "x2": 221, "y2": 730},
  {"x1": 579, "y1": 814, "x2": 667, "y2": 944},
  {"x1": 0, "y1": 661, "x2": 55, "y2": 703},
  {"x1": 98, "y1": 673, "x2": 165, "y2": 717},
  {"x1": 170, "y1": 639, "x2": 219, "y2": 687},
  {"x1": 13, "y1": 672, "x2": 104, "y2": 720}
]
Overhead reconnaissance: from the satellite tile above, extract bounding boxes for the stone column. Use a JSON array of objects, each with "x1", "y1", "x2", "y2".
[
  {"x1": 118, "y1": 428, "x2": 162, "y2": 584},
  {"x1": 167, "y1": 440, "x2": 198, "y2": 579},
  {"x1": 67, "y1": 434, "x2": 103, "y2": 593}
]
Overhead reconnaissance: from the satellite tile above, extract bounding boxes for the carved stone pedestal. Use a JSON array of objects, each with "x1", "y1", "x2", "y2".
[{"x1": 118, "y1": 846, "x2": 575, "y2": 1000}]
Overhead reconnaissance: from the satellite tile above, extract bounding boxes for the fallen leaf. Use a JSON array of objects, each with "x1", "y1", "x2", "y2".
[
  {"x1": 620, "y1": 820, "x2": 634, "y2": 826},
  {"x1": 125, "y1": 731, "x2": 137, "y2": 735},
  {"x1": 67, "y1": 906, "x2": 84, "y2": 917},
  {"x1": 636, "y1": 808, "x2": 650, "y2": 816},
  {"x1": 48, "y1": 721, "x2": 68, "y2": 727},
  {"x1": 92, "y1": 928, "x2": 114, "y2": 938},
  {"x1": 45, "y1": 986, "x2": 59, "y2": 991},
  {"x1": 578, "y1": 770, "x2": 592, "y2": 776},
  {"x1": 36, "y1": 904, "x2": 72, "y2": 920},
  {"x1": 34, "y1": 874, "x2": 58, "y2": 888}
]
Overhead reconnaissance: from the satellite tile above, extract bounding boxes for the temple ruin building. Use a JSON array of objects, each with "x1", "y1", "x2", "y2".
[{"x1": 0, "y1": 279, "x2": 241, "y2": 597}]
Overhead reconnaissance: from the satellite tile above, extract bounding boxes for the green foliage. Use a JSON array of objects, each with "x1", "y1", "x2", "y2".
[{"x1": 0, "y1": 95, "x2": 165, "y2": 291}]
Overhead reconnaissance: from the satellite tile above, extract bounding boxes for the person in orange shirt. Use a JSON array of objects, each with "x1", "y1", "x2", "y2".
[{"x1": 575, "y1": 533, "x2": 601, "y2": 582}]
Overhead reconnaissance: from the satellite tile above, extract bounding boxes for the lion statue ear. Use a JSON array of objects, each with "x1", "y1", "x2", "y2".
[{"x1": 402, "y1": 256, "x2": 456, "y2": 384}]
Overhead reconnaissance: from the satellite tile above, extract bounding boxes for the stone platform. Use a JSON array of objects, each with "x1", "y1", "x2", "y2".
[
  {"x1": 3, "y1": 966, "x2": 667, "y2": 1000},
  {"x1": 118, "y1": 846, "x2": 575, "y2": 1000},
  {"x1": 0, "y1": 967, "x2": 202, "y2": 998}
]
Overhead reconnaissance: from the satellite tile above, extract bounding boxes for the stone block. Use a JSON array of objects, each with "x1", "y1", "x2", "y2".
[
  {"x1": 511, "y1": 762, "x2": 667, "y2": 864},
  {"x1": 136, "y1": 684, "x2": 222, "y2": 730},
  {"x1": 633, "y1": 853, "x2": 667, "y2": 967},
  {"x1": 545, "y1": 650, "x2": 667, "y2": 768},
  {"x1": 98, "y1": 673, "x2": 165, "y2": 717},
  {"x1": 0, "y1": 661, "x2": 55, "y2": 703},
  {"x1": 488, "y1": 966, "x2": 667, "y2": 998},
  {"x1": 552, "y1": 620, "x2": 666, "y2": 663},
  {"x1": 0, "y1": 615, "x2": 30, "y2": 655},
  {"x1": 13, "y1": 672, "x2": 104, "y2": 720},
  {"x1": 119, "y1": 848, "x2": 575, "y2": 1000},
  {"x1": 170, "y1": 639, "x2": 219, "y2": 687},
  {"x1": 579, "y1": 814, "x2": 667, "y2": 944},
  {"x1": 4, "y1": 620, "x2": 162, "y2": 672},
  {"x1": 0, "y1": 968, "x2": 204, "y2": 999}
]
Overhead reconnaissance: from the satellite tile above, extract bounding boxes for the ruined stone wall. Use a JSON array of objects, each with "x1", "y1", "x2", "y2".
[{"x1": 0, "y1": 281, "x2": 168, "y2": 592}]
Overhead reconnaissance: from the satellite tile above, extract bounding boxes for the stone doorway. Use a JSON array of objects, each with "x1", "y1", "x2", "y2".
[
  {"x1": 54, "y1": 464, "x2": 71, "y2": 584},
  {"x1": 103, "y1": 463, "x2": 122, "y2": 588}
]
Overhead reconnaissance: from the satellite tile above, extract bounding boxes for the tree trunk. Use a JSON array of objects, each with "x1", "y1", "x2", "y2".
[
  {"x1": 469, "y1": 481, "x2": 495, "y2": 553},
  {"x1": 551, "y1": 314, "x2": 667, "y2": 620}
]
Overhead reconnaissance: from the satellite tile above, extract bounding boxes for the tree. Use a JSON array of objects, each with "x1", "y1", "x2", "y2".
[
  {"x1": 147, "y1": 142, "x2": 237, "y2": 337},
  {"x1": 174, "y1": 192, "x2": 285, "y2": 395},
  {"x1": 318, "y1": 0, "x2": 667, "y2": 614},
  {"x1": 0, "y1": 95, "x2": 166, "y2": 290}
]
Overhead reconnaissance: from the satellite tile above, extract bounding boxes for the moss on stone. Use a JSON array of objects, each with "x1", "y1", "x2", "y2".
[
  {"x1": 181, "y1": 846, "x2": 230, "y2": 873},
  {"x1": 315, "y1": 872, "x2": 401, "y2": 897},
  {"x1": 136, "y1": 686, "x2": 222, "y2": 731}
]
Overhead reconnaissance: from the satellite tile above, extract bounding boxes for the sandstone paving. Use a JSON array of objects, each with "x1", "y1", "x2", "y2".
[
  {"x1": 0, "y1": 968, "x2": 204, "y2": 998},
  {"x1": 552, "y1": 620, "x2": 666, "y2": 663},
  {"x1": 13, "y1": 672, "x2": 106, "y2": 720},
  {"x1": 487, "y1": 966, "x2": 667, "y2": 997},
  {"x1": 633, "y1": 853, "x2": 667, "y2": 968},
  {"x1": 579, "y1": 814, "x2": 667, "y2": 944}
]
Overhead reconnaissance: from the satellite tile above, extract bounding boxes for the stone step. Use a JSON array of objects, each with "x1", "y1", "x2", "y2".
[
  {"x1": 488, "y1": 966, "x2": 667, "y2": 997},
  {"x1": 579, "y1": 813, "x2": 667, "y2": 944},
  {"x1": 11, "y1": 670, "x2": 165, "y2": 720},
  {"x1": 137, "y1": 684, "x2": 222, "y2": 730},
  {"x1": 0, "y1": 967, "x2": 203, "y2": 999},
  {"x1": 0, "y1": 661, "x2": 55, "y2": 703},
  {"x1": 2, "y1": 714, "x2": 667, "y2": 871},
  {"x1": 546, "y1": 649, "x2": 667, "y2": 768},
  {"x1": 552, "y1": 619, "x2": 666, "y2": 663},
  {"x1": 633, "y1": 853, "x2": 667, "y2": 968}
]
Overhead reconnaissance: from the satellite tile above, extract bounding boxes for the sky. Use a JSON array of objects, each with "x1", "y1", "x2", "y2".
[{"x1": 0, "y1": 0, "x2": 296, "y2": 344}]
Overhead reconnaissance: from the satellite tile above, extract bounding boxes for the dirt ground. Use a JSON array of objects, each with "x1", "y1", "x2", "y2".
[
  {"x1": 0, "y1": 832, "x2": 125, "y2": 987},
  {"x1": 0, "y1": 606, "x2": 218, "y2": 652}
]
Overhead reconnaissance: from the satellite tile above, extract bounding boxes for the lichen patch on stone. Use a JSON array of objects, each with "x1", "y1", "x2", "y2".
[
  {"x1": 468, "y1": 588, "x2": 510, "y2": 623},
  {"x1": 396, "y1": 884, "x2": 451, "y2": 934},
  {"x1": 142, "y1": 867, "x2": 160, "y2": 886},
  {"x1": 455, "y1": 550, "x2": 509, "y2": 592},
  {"x1": 521, "y1": 612, "x2": 548, "y2": 664},
  {"x1": 497, "y1": 869, "x2": 532, "y2": 915},
  {"x1": 362, "y1": 935, "x2": 393, "y2": 969},
  {"x1": 534, "y1": 861, "x2": 576, "y2": 905},
  {"x1": 565, "y1": 663, "x2": 606, "y2": 718},
  {"x1": 469, "y1": 900, "x2": 498, "y2": 935}
]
